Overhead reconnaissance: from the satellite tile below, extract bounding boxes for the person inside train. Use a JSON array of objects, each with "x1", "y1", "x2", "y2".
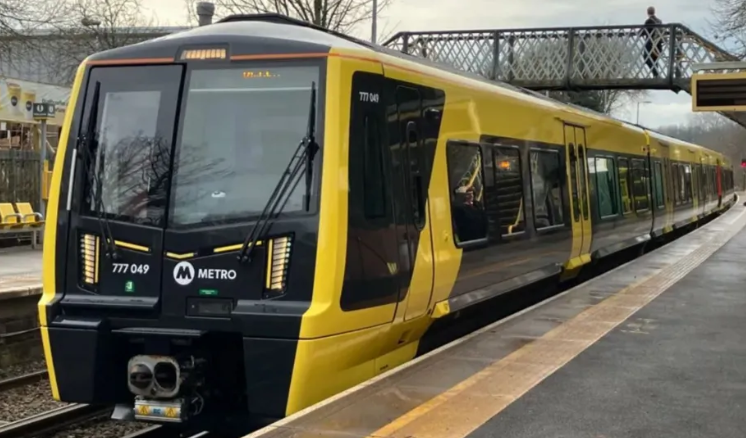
[{"x1": 452, "y1": 185, "x2": 487, "y2": 243}]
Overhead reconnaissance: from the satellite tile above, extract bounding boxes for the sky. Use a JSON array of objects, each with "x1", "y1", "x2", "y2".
[{"x1": 143, "y1": 0, "x2": 727, "y2": 129}]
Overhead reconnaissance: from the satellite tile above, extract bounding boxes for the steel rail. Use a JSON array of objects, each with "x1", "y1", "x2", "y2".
[
  {"x1": 0, "y1": 403, "x2": 111, "y2": 438},
  {"x1": 121, "y1": 425, "x2": 213, "y2": 438},
  {"x1": 0, "y1": 370, "x2": 48, "y2": 393}
]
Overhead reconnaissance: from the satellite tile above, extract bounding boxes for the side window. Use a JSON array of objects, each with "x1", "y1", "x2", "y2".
[
  {"x1": 492, "y1": 147, "x2": 525, "y2": 236},
  {"x1": 618, "y1": 158, "x2": 632, "y2": 215},
  {"x1": 595, "y1": 157, "x2": 619, "y2": 217},
  {"x1": 664, "y1": 161, "x2": 673, "y2": 204},
  {"x1": 683, "y1": 164, "x2": 692, "y2": 202},
  {"x1": 530, "y1": 149, "x2": 564, "y2": 229},
  {"x1": 710, "y1": 168, "x2": 715, "y2": 195},
  {"x1": 587, "y1": 157, "x2": 597, "y2": 216},
  {"x1": 653, "y1": 161, "x2": 665, "y2": 208},
  {"x1": 446, "y1": 142, "x2": 487, "y2": 245},
  {"x1": 363, "y1": 116, "x2": 386, "y2": 218},
  {"x1": 672, "y1": 163, "x2": 681, "y2": 204},
  {"x1": 678, "y1": 165, "x2": 686, "y2": 203},
  {"x1": 630, "y1": 158, "x2": 650, "y2": 212}
]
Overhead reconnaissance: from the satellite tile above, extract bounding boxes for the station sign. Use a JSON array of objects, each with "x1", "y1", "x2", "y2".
[{"x1": 32, "y1": 102, "x2": 56, "y2": 120}]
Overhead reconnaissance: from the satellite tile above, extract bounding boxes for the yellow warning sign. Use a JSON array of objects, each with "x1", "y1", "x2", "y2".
[
  {"x1": 165, "y1": 407, "x2": 178, "y2": 418},
  {"x1": 136, "y1": 405, "x2": 151, "y2": 415}
]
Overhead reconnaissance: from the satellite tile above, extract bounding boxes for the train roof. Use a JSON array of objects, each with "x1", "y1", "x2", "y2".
[
  {"x1": 84, "y1": 15, "x2": 622, "y2": 118},
  {"x1": 643, "y1": 127, "x2": 708, "y2": 151},
  {"x1": 88, "y1": 14, "x2": 729, "y2": 163}
]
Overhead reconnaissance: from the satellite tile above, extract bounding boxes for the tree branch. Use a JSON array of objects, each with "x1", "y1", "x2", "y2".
[{"x1": 211, "y1": 0, "x2": 392, "y2": 34}]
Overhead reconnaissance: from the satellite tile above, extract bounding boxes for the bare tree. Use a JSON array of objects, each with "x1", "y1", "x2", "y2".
[
  {"x1": 61, "y1": 0, "x2": 160, "y2": 50},
  {"x1": 710, "y1": 0, "x2": 746, "y2": 58},
  {"x1": 1, "y1": 0, "x2": 171, "y2": 85},
  {"x1": 0, "y1": 0, "x2": 66, "y2": 34},
  {"x1": 183, "y1": 0, "x2": 399, "y2": 42},
  {"x1": 0, "y1": 0, "x2": 68, "y2": 78},
  {"x1": 658, "y1": 112, "x2": 746, "y2": 188},
  {"x1": 202, "y1": 0, "x2": 391, "y2": 34},
  {"x1": 19, "y1": 0, "x2": 173, "y2": 85}
]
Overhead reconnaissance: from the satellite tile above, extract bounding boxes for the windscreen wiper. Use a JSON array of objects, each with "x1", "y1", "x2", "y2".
[
  {"x1": 237, "y1": 81, "x2": 319, "y2": 264},
  {"x1": 78, "y1": 81, "x2": 118, "y2": 260}
]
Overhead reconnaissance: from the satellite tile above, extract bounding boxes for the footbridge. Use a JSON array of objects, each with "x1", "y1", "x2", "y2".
[{"x1": 382, "y1": 24, "x2": 746, "y2": 126}]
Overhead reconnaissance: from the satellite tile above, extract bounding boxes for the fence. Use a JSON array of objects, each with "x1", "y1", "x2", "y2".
[{"x1": 0, "y1": 149, "x2": 42, "y2": 211}]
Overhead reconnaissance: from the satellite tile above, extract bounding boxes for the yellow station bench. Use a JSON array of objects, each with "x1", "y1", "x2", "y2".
[{"x1": 0, "y1": 202, "x2": 45, "y2": 249}]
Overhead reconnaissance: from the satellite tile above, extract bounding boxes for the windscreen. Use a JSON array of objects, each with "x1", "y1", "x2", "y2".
[
  {"x1": 169, "y1": 65, "x2": 320, "y2": 227},
  {"x1": 81, "y1": 65, "x2": 182, "y2": 227}
]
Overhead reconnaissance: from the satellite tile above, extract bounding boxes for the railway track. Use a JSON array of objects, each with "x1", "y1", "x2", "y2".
[
  {"x1": 0, "y1": 403, "x2": 110, "y2": 438},
  {"x1": 0, "y1": 406, "x2": 216, "y2": 438},
  {"x1": 122, "y1": 427, "x2": 213, "y2": 438},
  {"x1": 0, "y1": 370, "x2": 47, "y2": 393}
]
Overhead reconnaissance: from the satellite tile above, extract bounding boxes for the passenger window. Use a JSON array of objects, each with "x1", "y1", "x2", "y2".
[
  {"x1": 690, "y1": 164, "x2": 698, "y2": 203},
  {"x1": 630, "y1": 159, "x2": 650, "y2": 212},
  {"x1": 672, "y1": 163, "x2": 680, "y2": 204},
  {"x1": 653, "y1": 161, "x2": 665, "y2": 208},
  {"x1": 683, "y1": 164, "x2": 692, "y2": 202},
  {"x1": 362, "y1": 116, "x2": 386, "y2": 218},
  {"x1": 677, "y1": 165, "x2": 686, "y2": 203},
  {"x1": 530, "y1": 150, "x2": 564, "y2": 229},
  {"x1": 446, "y1": 142, "x2": 487, "y2": 244},
  {"x1": 493, "y1": 147, "x2": 525, "y2": 236},
  {"x1": 587, "y1": 157, "x2": 597, "y2": 216},
  {"x1": 595, "y1": 157, "x2": 619, "y2": 217},
  {"x1": 618, "y1": 158, "x2": 632, "y2": 215}
]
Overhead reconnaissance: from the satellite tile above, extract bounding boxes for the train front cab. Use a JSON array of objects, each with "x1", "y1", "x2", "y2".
[
  {"x1": 35, "y1": 26, "x2": 385, "y2": 428},
  {"x1": 36, "y1": 31, "x2": 483, "y2": 429}
]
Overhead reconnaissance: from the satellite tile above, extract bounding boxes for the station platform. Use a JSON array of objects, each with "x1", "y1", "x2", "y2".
[
  {"x1": 0, "y1": 248, "x2": 42, "y2": 300},
  {"x1": 246, "y1": 198, "x2": 746, "y2": 438}
]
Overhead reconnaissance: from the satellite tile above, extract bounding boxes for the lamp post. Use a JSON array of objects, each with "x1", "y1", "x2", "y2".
[
  {"x1": 82, "y1": 17, "x2": 102, "y2": 52},
  {"x1": 371, "y1": 0, "x2": 377, "y2": 44},
  {"x1": 636, "y1": 100, "x2": 651, "y2": 124}
]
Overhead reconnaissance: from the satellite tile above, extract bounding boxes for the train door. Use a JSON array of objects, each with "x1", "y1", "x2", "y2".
[
  {"x1": 702, "y1": 158, "x2": 710, "y2": 210},
  {"x1": 658, "y1": 142, "x2": 674, "y2": 228},
  {"x1": 691, "y1": 160, "x2": 699, "y2": 211},
  {"x1": 563, "y1": 124, "x2": 592, "y2": 267},
  {"x1": 391, "y1": 85, "x2": 435, "y2": 321},
  {"x1": 644, "y1": 146, "x2": 656, "y2": 225},
  {"x1": 715, "y1": 158, "x2": 723, "y2": 208}
]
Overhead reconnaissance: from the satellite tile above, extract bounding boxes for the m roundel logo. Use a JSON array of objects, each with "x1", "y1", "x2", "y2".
[{"x1": 173, "y1": 261, "x2": 195, "y2": 286}]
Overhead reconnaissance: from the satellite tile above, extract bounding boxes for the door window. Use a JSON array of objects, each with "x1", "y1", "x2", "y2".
[{"x1": 530, "y1": 150, "x2": 564, "y2": 229}]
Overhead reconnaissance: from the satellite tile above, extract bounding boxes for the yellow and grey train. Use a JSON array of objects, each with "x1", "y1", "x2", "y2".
[{"x1": 38, "y1": 13, "x2": 736, "y2": 430}]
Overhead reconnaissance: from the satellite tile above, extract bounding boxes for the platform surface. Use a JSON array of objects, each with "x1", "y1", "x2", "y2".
[
  {"x1": 0, "y1": 248, "x2": 42, "y2": 299},
  {"x1": 465, "y1": 212, "x2": 746, "y2": 438},
  {"x1": 245, "y1": 197, "x2": 746, "y2": 438}
]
